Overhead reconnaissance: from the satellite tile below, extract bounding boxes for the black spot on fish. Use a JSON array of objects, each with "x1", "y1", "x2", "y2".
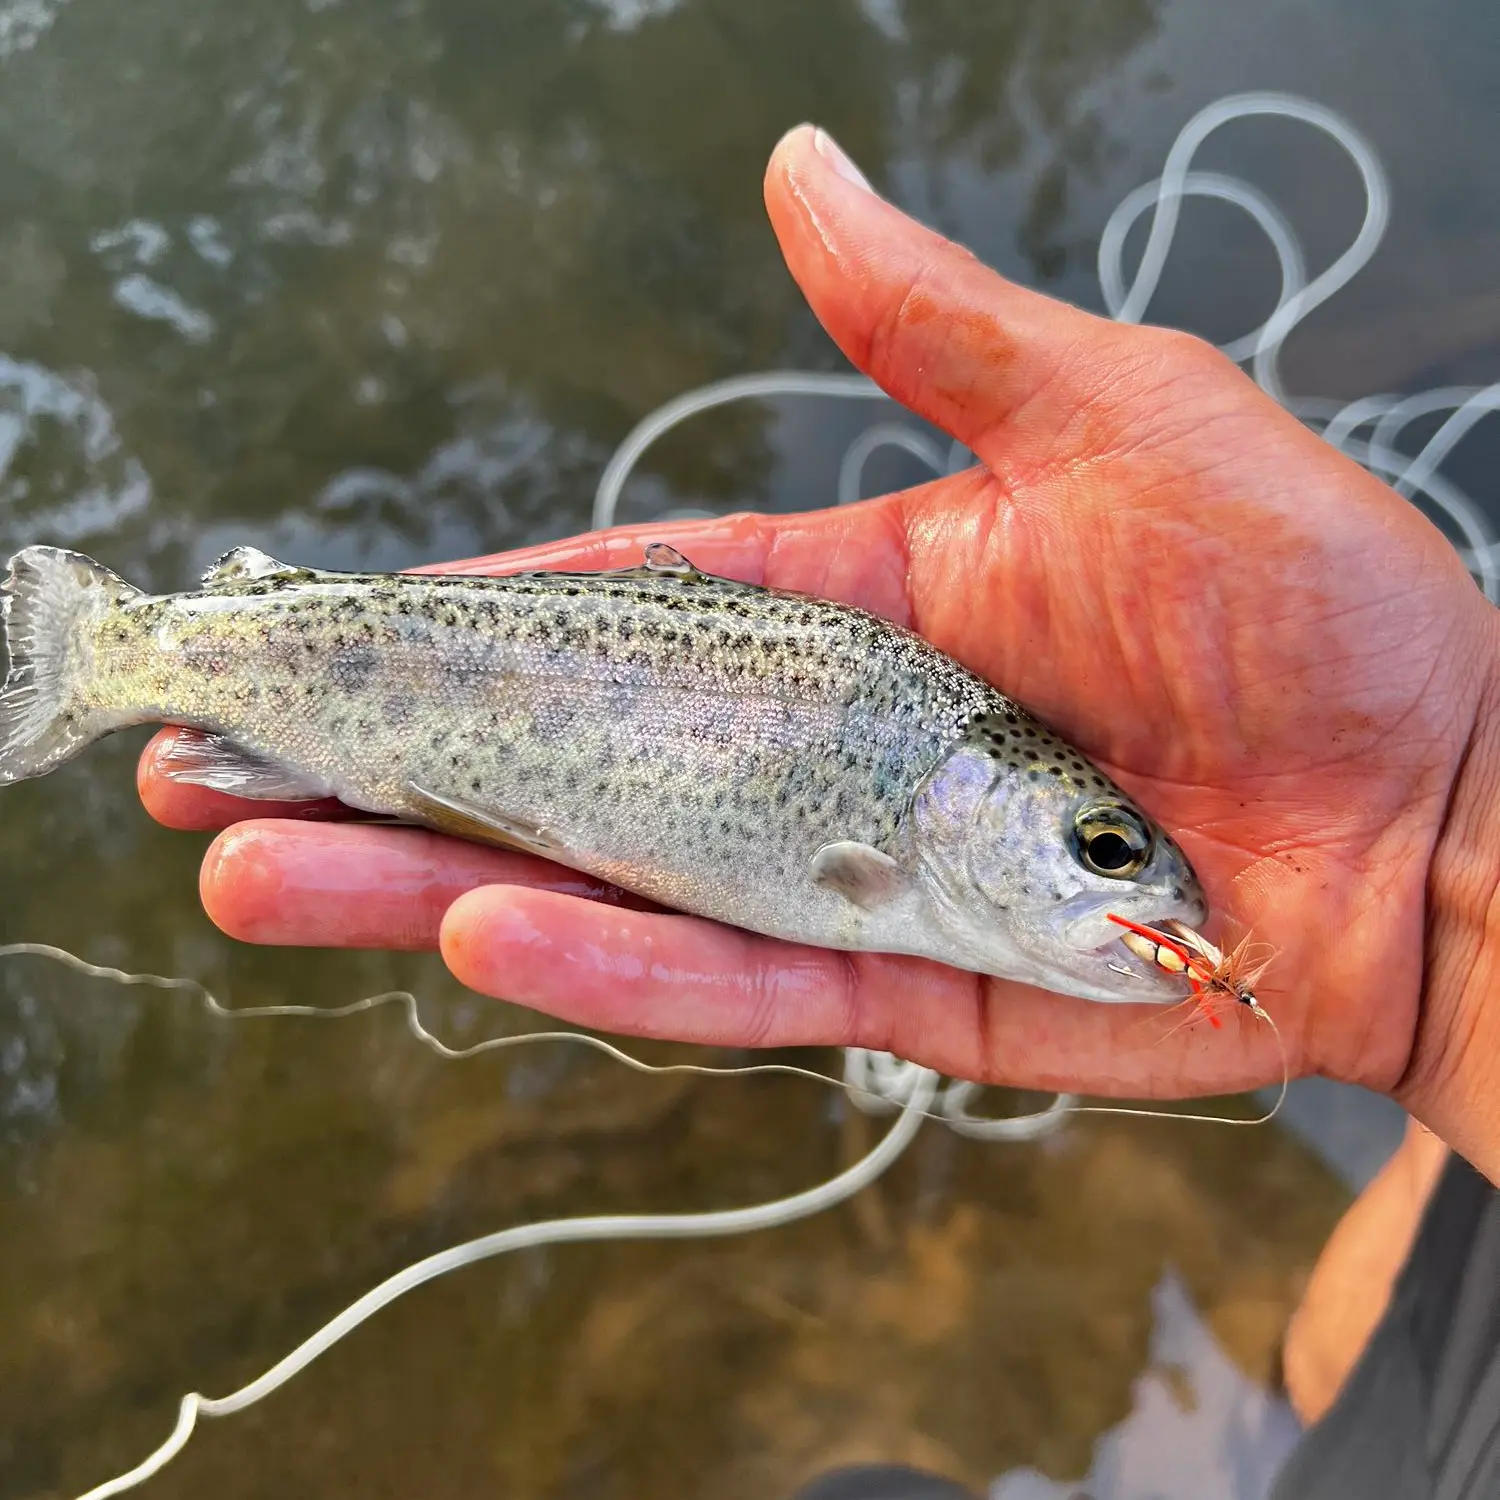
[{"x1": 335, "y1": 643, "x2": 379, "y2": 690}]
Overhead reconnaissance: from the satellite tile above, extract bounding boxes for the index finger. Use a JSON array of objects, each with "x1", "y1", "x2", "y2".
[{"x1": 439, "y1": 883, "x2": 1296, "y2": 1098}]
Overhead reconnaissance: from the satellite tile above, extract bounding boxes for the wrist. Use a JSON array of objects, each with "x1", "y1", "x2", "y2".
[{"x1": 1400, "y1": 607, "x2": 1500, "y2": 1179}]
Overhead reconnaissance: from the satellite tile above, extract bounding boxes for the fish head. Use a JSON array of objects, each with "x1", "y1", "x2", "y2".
[{"x1": 909, "y1": 717, "x2": 1207, "y2": 1003}]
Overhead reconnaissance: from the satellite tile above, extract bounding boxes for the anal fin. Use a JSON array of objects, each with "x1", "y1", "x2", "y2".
[
  {"x1": 160, "y1": 730, "x2": 336, "y2": 801},
  {"x1": 407, "y1": 783, "x2": 564, "y2": 858}
]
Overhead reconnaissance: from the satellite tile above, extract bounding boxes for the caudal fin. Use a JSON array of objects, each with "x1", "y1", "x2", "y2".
[{"x1": 0, "y1": 546, "x2": 140, "y2": 785}]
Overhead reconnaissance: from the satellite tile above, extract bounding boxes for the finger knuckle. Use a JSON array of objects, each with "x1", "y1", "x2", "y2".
[{"x1": 1134, "y1": 325, "x2": 1235, "y2": 382}]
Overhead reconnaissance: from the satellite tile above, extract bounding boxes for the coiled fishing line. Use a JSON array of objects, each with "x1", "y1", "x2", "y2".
[
  {"x1": 47, "y1": 89, "x2": 1468, "y2": 1496},
  {"x1": 593, "y1": 92, "x2": 1500, "y2": 602}
]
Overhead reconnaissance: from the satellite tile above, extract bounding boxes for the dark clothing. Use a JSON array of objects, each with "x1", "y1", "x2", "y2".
[{"x1": 1270, "y1": 1153, "x2": 1500, "y2": 1499}]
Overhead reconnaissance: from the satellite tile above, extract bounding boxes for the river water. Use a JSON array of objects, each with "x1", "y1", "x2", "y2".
[{"x1": 2, "y1": 0, "x2": 1497, "y2": 1496}]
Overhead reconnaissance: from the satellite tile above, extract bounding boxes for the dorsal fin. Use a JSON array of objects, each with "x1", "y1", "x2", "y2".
[
  {"x1": 554, "y1": 541, "x2": 711, "y2": 586},
  {"x1": 201, "y1": 546, "x2": 301, "y2": 588},
  {"x1": 642, "y1": 542, "x2": 698, "y2": 575}
]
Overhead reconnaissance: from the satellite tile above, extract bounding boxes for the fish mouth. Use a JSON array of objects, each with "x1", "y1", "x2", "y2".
[
  {"x1": 1093, "y1": 940, "x2": 1190, "y2": 1001},
  {"x1": 1055, "y1": 916, "x2": 1199, "y2": 1005},
  {"x1": 1003, "y1": 895, "x2": 1203, "y2": 1004}
]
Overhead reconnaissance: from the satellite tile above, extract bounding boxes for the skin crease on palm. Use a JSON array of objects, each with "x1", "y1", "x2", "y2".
[{"x1": 135, "y1": 125, "x2": 1500, "y2": 1179}]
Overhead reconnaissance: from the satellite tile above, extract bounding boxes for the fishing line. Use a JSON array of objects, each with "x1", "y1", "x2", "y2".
[
  {"x1": 5, "y1": 933, "x2": 1271, "y2": 1176},
  {"x1": 1059, "y1": 1005, "x2": 1290, "y2": 1131},
  {"x1": 48, "y1": 88, "x2": 1458, "y2": 1495},
  {"x1": 0, "y1": 940, "x2": 1068, "y2": 1134},
  {"x1": 63, "y1": 1026, "x2": 939, "y2": 1500},
  {"x1": 12, "y1": 934, "x2": 1264, "y2": 1499},
  {"x1": 3, "y1": 940, "x2": 1272, "y2": 1136}
]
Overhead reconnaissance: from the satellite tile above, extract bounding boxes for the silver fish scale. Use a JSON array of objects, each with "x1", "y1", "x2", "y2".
[{"x1": 93, "y1": 561, "x2": 1035, "y2": 943}]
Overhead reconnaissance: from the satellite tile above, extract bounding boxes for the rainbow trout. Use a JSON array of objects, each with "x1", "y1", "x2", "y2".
[{"x1": 0, "y1": 542, "x2": 1206, "y2": 1002}]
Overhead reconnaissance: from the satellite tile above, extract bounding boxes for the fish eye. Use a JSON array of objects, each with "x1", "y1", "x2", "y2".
[{"x1": 1072, "y1": 802, "x2": 1153, "y2": 879}]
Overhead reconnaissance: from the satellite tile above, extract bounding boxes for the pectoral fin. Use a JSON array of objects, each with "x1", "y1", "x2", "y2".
[
  {"x1": 159, "y1": 730, "x2": 336, "y2": 800},
  {"x1": 810, "y1": 841, "x2": 909, "y2": 911},
  {"x1": 407, "y1": 784, "x2": 564, "y2": 858}
]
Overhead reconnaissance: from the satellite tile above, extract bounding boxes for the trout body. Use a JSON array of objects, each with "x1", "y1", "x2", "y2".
[{"x1": 0, "y1": 542, "x2": 1205, "y2": 1002}]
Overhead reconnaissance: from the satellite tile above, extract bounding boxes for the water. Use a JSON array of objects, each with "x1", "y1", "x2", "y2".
[{"x1": 1, "y1": 0, "x2": 1496, "y2": 1495}]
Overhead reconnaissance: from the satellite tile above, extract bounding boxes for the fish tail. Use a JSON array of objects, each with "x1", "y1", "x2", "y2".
[{"x1": 0, "y1": 546, "x2": 141, "y2": 784}]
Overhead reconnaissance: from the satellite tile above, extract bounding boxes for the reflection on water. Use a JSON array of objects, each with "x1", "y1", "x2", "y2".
[
  {"x1": 994, "y1": 1273, "x2": 1302, "y2": 1500},
  {"x1": 2, "y1": 0, "x2": 1497, "y2": 1495},
  {"x1": 0, "y1": 0, "x2": 1161, "y2": 584}
]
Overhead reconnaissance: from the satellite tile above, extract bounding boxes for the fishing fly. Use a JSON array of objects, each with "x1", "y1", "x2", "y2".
[{"x1": 1106, "y1": 913, "x2": 1276, "y2": 1029}]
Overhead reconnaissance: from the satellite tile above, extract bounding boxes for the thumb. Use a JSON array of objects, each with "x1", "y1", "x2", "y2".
[{"x1": 763, "y1": 124, "x2": 1187, "y2": 478}]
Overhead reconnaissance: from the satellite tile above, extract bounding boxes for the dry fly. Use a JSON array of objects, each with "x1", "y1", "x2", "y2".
[{"x1": 1105, "y1": 913, "x2": 1276, "y2": 1030}]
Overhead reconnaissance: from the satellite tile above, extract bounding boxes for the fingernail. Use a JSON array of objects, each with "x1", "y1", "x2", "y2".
[{"x1": 812, "y1": 127, "x2": 873, "y2": 192}]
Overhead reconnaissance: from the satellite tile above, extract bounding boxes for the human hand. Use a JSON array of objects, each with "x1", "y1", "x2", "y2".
[{"x1": 138, "y1": 126, "x2": 1500, "y2": 1171}]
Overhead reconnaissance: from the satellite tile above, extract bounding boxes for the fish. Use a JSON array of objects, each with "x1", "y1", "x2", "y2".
[{"x1": 0, "y1": 540, "x2": 1207, "y2": 1003}]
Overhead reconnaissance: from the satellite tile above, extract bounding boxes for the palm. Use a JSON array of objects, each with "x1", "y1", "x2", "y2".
[
  {"x1": 139, "y1": 128, "x2": 1496, "y2": 1103},
  {"x1": 882, "y1": 420, "x2": 1483, "y2": 1098}
]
